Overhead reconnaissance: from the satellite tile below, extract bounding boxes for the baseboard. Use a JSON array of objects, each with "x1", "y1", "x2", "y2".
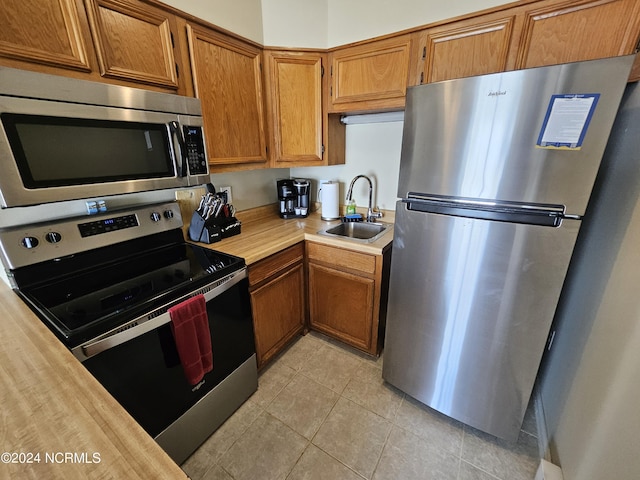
[
  {"x1": 535, "y1": 459, "x2": 564, "y2": 480},
  {"x1": 533, "y1": 391, "x2": 551, "y2": 461}
]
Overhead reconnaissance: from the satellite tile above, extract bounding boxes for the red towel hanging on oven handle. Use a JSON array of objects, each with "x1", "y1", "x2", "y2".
[{"x1": 168, "y1": 294, "x2": 213, "y2": 385}]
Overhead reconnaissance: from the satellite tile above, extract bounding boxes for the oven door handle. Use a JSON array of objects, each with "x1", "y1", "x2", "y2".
[{"x1": 76, "y1": 268, "x2": 247, "y2": 361}]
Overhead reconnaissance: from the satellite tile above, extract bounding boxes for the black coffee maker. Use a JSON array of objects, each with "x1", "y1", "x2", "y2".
[{"x1": 277, "y1": 178, "x2": 310, "y2": 218}]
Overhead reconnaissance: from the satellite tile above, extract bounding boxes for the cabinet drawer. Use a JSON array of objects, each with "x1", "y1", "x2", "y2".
[
  {"x1": 249, "y1": 242, "x2": 304, "y2": 287},
  {"x1": 307, "y1": 242, "x2": 376, "y2": 275}
]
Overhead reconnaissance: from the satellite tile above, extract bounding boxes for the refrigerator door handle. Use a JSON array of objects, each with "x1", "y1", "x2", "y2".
[{"x1": 403, "y1": 193, "x2": 570, "y2": 227}]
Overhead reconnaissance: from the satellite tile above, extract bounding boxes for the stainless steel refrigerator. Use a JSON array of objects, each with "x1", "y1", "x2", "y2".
[{"x1": 382, "y1": 55, "x2": 635, "y2": 441}]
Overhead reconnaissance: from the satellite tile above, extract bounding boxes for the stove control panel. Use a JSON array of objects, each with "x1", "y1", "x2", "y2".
[
  {"x1": 78, "y1": 214, "x2": 139, "y2": 237},
  {"x1": 0, "y1": 202, "x2": 183, "y2": 270}
]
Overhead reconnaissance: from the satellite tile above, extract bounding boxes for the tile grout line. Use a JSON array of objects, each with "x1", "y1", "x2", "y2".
[
  {"x1": 302, "y1": 362, "x2": 376, "y2": 480},
  {"x1": 283, "y1": 438, "x2": 313, "y2": 480},
  {"x1": 455, "y1": 431, "x2": 464, "y2": 480},
  {"x1": 307, "y1": 342, "x2": 389, "y2": 480},
  {"x1": 210, "y1": 401, "x2": 267, "y2": 480},
  {"x1": 369, "y1": 392, "x2": 406, "y2": 479},
  {"x1": 284, "y1": 334, "x2": 365, "y2": 476},
  {"x1": 205, "y1": 333, "x2": 539, "y2": 480}
]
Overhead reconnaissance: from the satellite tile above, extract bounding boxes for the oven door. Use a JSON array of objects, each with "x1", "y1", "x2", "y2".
[{"x1": 80, "y1": 269, "x2": 256, "y2": 441}]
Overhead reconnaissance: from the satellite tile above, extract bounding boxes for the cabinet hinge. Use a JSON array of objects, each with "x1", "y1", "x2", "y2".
[
  {"x1": 420, "y1": 72, "x2": 424, "y2": 85},
  {"x1": 321, "y1": 144, "x2": 325, "y2": 154},
  {"x1": 170, "y1": 32, "x2": 175, "y2": 49},
  {"x1": 422, "y1": 46, "x2": 426, "y2": 59},
  {"x1": 321, "y1": 65, "x2": 324, "y2": 77},
  {"x1": 330, "y1": 85, "x2": 332, "y2": 97},
  {"x1": 175, "y1": 62, "x2": 179, "y2": 78},
  {"x1": 330, "y1": 65, "x2": 333, "y2": 76}
]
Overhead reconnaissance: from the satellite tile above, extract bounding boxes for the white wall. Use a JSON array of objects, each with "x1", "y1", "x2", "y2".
[
  {"x1": 546, "y1": 181, "x2": 640, "y2": 480},
  {"x1": 291, "y1": 120, "x2": 403, "y2": 212},
  {"x1": 261, "y1": 0, "x2": 327, "y2": 48},
  {"x1": 159, "y1": 0, "x2": 264, "y2": 43},
  {"x1": 210, "y1": 168, "x2": 288, "y2": 211},
  {"x1": 326, "y1": 0, "x2": 508, "y2": 47},
  {"x1": 555, "y1": 260, "x2": 640, "y2": 480},
  {"x1": 538, "y1": 83, "x2": 640, "y2": 480},
  {"x1": 161, "y1": 0, "x2": 511, "y2": 49}
]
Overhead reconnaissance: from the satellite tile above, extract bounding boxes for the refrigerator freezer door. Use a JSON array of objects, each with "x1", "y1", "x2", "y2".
[
  {"x1": 382, "y1": 201, "x2": 580, "y2": 440},
  {"x1": 398, "y1": 56, "x2": 634, "y2": 216}
]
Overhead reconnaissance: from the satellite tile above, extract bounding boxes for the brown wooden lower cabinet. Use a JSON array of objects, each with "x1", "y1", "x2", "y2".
[
  {"x1": 307, "y1": 241, "x2": 391, "y2": 356},
  {"x1": 248, "y1": 243, "x2": 306, "y2": 369}
]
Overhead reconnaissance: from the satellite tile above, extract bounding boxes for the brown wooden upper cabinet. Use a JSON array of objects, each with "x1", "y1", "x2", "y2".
[
  {"x1": 412, "y1": 14, "x2": 518, "y2": 85},
  {"x1": 0, "y1": 0, "x2": 184, "y2": 91},
  {"x1": 413, "y1": 0, "x2": 640, "y2": 86},
  {"x1": 514, "y1": 0, "x2": 640, "y2": 69},
  {"x1": 263, "y1": 50, "x2": 325, "y2": 167},
  {"x1": 263, "y1": 49, "x2": 346, "y2": 167},
  {"x1": 84, "y1": 0, "x2": 181, "y2": 90},
  {"x1": 186, "y1": 23, "x2": 268, "y2": 171},
  {"x1": 328, "y1": 34, "x2": 413, "y2": 113},
  {"x1": 0, "y1": 0, "x2": 93, "y2": 73}
]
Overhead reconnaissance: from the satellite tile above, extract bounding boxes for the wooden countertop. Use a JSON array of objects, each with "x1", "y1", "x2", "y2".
[
  {"x1": 0, "y1": 283, "x2": 187, "y2": 479},
  {"x1": 179, "y1": 202, "x2": 394, "y2": 265},
  {"x1": 0, "y1": 199, "x2": 393, "y2": 480}
]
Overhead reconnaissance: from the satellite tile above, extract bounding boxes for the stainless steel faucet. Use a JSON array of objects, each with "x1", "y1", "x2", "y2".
[{"x1": 346, "y1": 174, "x2": 383, "y2": 222}]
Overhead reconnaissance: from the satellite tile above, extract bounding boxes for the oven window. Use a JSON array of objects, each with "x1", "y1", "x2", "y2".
[
  {"x1": 82, "y1": 278, "x2": 255, "y2": 437},
  {"x1": 1, "y1": 113, "x2": 174, "y2": 188}
]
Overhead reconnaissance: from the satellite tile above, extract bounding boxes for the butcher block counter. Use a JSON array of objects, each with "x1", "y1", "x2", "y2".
[
  {"x1": 175, "y1": 198, "x2": 394, "y2": 264},
  {"x1": 0, "y1": 200, "x2": 393, "y2": 480},
  {"x1": 0, "y1": 281, "x2": 188, "y2": 479}
]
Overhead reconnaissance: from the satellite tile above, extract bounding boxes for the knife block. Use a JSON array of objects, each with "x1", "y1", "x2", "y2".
[{"x1": 188, "y1": 211, "x2": 241, "y2": 244}]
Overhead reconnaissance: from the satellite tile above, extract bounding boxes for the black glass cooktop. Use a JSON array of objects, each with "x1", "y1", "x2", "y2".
[{"x1": 15, "y1": 233, "x2": 244, "y2": 346}]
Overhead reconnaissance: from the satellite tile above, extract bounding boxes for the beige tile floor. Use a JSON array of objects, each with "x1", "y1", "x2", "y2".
[{"x1": 182, "y1": 332, "x2": 540, "y2": 480}]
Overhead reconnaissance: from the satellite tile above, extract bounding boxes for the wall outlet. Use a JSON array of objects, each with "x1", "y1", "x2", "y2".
[{"x1": 219, "y1": 186, "x2": 232, "y2": 203}]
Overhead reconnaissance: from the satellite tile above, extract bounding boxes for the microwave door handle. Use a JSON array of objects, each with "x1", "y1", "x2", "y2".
[{"x1": 169, "y1": 121, "x2": 188, "y2": 177}]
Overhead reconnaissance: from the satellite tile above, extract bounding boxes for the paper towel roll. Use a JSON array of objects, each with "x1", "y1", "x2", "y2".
[{"x1": 320, "y1": 181, "x2": 340, "y2": 220}]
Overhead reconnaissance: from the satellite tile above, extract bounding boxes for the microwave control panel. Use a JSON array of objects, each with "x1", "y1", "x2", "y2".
[{"x1": 183, "y1": 126, "x2": 207, "y2": 175}]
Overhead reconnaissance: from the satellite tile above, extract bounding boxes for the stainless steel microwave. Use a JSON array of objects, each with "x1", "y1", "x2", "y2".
[{"x1": 0, "y1": 67, "x2": 210, "y2": 208}]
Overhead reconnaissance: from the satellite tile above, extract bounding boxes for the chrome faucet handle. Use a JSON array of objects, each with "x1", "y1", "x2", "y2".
[{"x1": 367, "y1": 208, "x2": 383, "y2": 223}]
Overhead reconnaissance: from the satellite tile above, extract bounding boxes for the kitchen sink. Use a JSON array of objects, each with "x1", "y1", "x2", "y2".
[{"x1": 318, "y1": 222, "x2": 390, "y2": 243}]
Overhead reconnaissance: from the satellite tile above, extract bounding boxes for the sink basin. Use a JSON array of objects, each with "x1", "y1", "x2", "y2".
[{"x1": 318, "y1": 222, "x2": 390, "y2": 243}]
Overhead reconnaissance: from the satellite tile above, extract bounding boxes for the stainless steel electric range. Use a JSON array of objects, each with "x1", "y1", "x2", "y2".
[{"x1": 0, "y1": 201, "x2": 257, "y2": 465}]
